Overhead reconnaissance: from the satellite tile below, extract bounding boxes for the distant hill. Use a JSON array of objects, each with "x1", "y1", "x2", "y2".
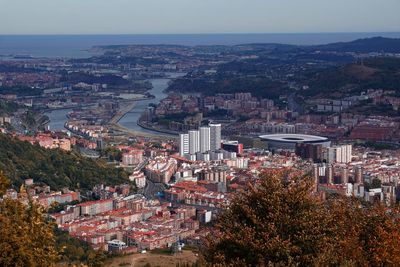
[
  {"x1": 236, "y1": 37, "x2": 400, "y2": 54},
  {"x1": 93, "y1": 37, "x2": 400, "y2": 54},
  {"x1": 0, "y1": 134, "x2": 129, "y2": 191},
  {"x1": 312, "y1": 37, "x2": 400, "y2": 53},
  {"x1": 301, "y1": 57, "x2": 400, "y2": 98},
  {"x1": 206, "y1": 37, "x2": 400, "y2": 54},
  {"x1": 167, "y1": 75, "x2": 290, "y2": 99},
  {"x1": 167, "y1": 38, "x2": 400, "y2": 99}
]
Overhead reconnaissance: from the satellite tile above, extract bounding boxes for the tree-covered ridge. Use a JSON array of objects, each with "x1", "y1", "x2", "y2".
[
  {"x1": 300, "y1": 57, "x2": 400, "y2": 98},
  {"x1": 168, "y1": 75, "x2": 289, "y2": 99},
  {"x1": 313, "y1": 37, "x2": 400, "y2": 53},
  {"x1": 0, "y1": 133, "x2": 128, "y2": 191},
  {"x1": 203, "y1": 170, "x2": 400, "y2": 266}
]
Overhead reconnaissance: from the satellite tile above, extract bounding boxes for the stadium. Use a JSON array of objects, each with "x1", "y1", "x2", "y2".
[{"x1": 259, "y1": 134, "x2": 331, "y2": 151}]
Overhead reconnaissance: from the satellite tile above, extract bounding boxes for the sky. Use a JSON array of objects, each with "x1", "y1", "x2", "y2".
[{"x1": 0, "y1": 0, "x2": 399, "y2": 34}]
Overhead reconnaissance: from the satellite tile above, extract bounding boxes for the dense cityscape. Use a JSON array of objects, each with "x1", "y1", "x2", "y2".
[
  {"x1": 1, "y1": 35, "x2": 400, "y2": 265},
  {"x1": 1, "y1": 1, "x2": 400, "y2": 265}
]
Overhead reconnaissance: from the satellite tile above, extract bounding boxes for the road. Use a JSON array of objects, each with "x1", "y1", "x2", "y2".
[
  {"x1": 143, "y1": 178, "x2": 167, "y2": 199},
  {"x1": 108, "y1": 100, "x2": 137, "y2": 125},
  {"x1": 135, "y1": 158, "x2": 167, "y2": 199}
]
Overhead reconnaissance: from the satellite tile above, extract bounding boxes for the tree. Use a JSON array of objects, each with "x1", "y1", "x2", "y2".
[
  {"x1": 0, "y1": 170, "x2": 10, "y2": 195},
  {"x1": 101, "y1": 147, "x2": 123, "y2": 162},
  {"x1": 202, "y1": 170, "x2": 400, "y2": 266},
  {"x1": 54, "y1": 228, "x2": 108, "y2": 266},
  {"x1": 0, "y1": 171, "x2": 59, "y2": 266},
  {"x1": 0, "y1": 133, "x2": 129, "y2": 192},
  {"x1": 370, "y1": 178, "x2": 382, "y2": 189}
]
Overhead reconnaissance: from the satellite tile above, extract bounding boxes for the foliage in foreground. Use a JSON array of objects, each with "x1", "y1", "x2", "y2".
[
  {"x1": 0, "y1": 172, "x2": 109, "y2": 267},
  {"x1": 203, "y1": 170, "x2": 400, "y2": 266},
  {"x1": 0, "y1": 172, "x2": 58, "y2": 266}
]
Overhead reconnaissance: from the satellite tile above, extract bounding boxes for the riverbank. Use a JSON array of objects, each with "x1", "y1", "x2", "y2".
[
  {"x1": 108, "y1": 121, "x2": 175, "y2": 140},
  {"x1": 44, "y1": 75, "x2": 184, "y2": 136},
  {"x1": 107, "y1": 95, "x2": 178, "y2": 139},
  {"x1": 117, "y1": 78, "x2": 173, "y2": 137},
  {"x1": 109, "y1": 100, "x2": 137, "y2": 125},
  {"x1": 137, "y1": 120, "x2": 179, "y2": 136}
]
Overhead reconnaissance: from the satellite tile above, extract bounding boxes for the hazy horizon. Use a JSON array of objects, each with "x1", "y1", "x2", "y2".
[
  {"x1": 1, "y1": 32, "x2": 400, "y2": 59},
  {"x1": 0, "y1": 0, "x2": 399, "y2": 35},
  {"x1": 1, "y1": 31, "x2": 400, "y2": 36}
]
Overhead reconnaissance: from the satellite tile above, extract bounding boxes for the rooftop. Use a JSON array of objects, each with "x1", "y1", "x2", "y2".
[{"x1": 259, "y1": 134, "x2": 329, "y2": 143}]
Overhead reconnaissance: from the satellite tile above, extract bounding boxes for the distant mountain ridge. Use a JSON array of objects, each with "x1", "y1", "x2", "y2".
[
  {"x1": 96, "y1": 36, "x2": 400, "y2": 54},
  {"x1": 312, "y1": 37, "x2": 400, "y2": 53},
  {"x1": 241, "y1": 37, "x2": 400, "y2": 53}
]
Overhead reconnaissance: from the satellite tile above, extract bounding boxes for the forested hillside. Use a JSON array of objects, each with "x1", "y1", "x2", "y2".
[
  {"x1": 167, "y1": 75, "x2": 290, "y2": 99},
  {"x1": 300, "y1": 57, "x2": 400, "y2": 98},
  {"x1": 0, "y1": 134, "x2": 128, "y2": 191}
]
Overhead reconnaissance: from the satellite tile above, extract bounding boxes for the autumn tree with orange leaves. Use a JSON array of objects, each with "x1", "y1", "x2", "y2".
[
  {"x1": 0, "y1": 171, "x2": 59, "y2": 267},
  {"x1": 203, "y1": 170, "x2": 400, "y2": 267}
]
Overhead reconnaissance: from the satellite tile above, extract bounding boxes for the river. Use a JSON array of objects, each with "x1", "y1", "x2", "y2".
[
  {"x1": 45, "y1": 73, "x2": 184, "y2": 135},
  {"x1": 118, "y1": 78, "x2": 170, "y2": 135},
  {"x1": 45, "y1": 108, "x2": 73, "y2": 131}
]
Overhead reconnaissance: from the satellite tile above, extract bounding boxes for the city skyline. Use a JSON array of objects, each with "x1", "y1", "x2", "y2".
[
  {"x1": 0, "y1": 0, "x2": 399, "y2": 34},
  {"x1": 1, "y1": 2, "x2": 400, "y2": 264},
  {"x1": 179, "y1": 123, "x2": 222, "y2": 159}
]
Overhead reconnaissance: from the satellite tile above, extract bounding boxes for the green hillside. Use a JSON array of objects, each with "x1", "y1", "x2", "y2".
[
  {"x1": 0, "y1": 134, "x2": 128, "y2": 191},
  {"x1": 301, "y1": 57, "x2": 400, "y2": 98},
  {"x1": 167, "y1": 75, "x2": 289, "y2": 99}
]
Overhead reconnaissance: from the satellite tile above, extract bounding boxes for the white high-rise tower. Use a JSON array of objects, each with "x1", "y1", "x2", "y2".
[
  {"x1": 179, "y1": 133, "x2": 189, "y2": 156},
  {"x1": 199, "y1": 126, "x2": 211, "y2": 153},
  {"x1": 209, "y1": 123, "x2": 221, "y2": 151},
  {"x1": 188, "y1": 130, "x2": 200, "y2": 154}
]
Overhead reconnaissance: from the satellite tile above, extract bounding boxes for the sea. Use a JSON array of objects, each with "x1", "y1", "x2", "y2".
[{"x1": 1, "y1": 32, "x2": 400, "y2": 59}]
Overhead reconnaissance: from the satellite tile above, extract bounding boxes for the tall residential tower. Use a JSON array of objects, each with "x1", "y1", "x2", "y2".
[
  {"x1": 179, "y1": 133, "x2": 189, "y2": 156},
  {"x1": 188, "y1": 130, "x2": 200, "y2": 154},
  {"x1": 199, "y1": 126, "x2": 211, "y2": 153},
  {"x1": 209, "y1": 123, "x2": 221, "y2": 151}
]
